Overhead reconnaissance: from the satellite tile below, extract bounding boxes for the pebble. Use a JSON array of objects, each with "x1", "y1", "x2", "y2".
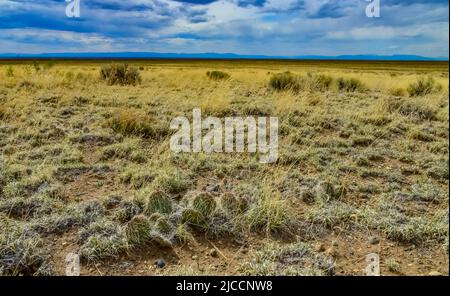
[
  {"x1": 369, "y1": 236, "x2": 380, "y2": 245},
  {"x1": 325, "y1": 247, "x2": 340, "y2": 258},
  {"x1": 315, "y1": 243, "x2": 326, "y2": 252},
  {"x1": 206, "y1": 184, "x2": 220, "y2": 193},
  {"x1": 192, "y1": 255, "x2": 199, "y2": 260},
  {"x1": 428, "y1": 271, "x2": 443, "y2": 276},
  {"x1": 155, "y1": 259, "x2": 166, "y2": 269},
  {"x1": 210, "y1": 249, "x2": 219, "y2": 258}
]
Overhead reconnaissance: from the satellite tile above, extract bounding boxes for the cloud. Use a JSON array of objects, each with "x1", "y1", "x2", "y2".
[{"x1": 0, "y1": 0, "x2": 448, "y2": 57}]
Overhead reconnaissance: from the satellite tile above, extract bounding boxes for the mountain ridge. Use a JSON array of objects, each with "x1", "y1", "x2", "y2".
[{"x1": 0, "y1": 52, "x2": 447, "y2": 61}]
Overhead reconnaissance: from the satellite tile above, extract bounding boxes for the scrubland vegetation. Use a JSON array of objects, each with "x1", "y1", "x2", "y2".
[{"x1": 0, "y1": 59, "x2": 448, "y2": 275}]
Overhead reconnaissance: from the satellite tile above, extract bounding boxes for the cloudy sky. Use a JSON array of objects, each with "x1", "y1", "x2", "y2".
[{"x1": 0, "y1": 0, "x2": 448, "y2": 57}]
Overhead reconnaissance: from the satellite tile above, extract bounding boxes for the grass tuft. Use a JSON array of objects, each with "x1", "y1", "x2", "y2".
[
  {"x1": 100, "y1": 64, "x2": 141, "y2": 86},
  {"x1": 206, "y1": 71, "x2": 230, "y2": 80}
]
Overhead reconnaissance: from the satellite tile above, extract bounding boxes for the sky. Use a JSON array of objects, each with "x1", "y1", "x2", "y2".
[{"x1": 0, "y1": 0, "x2": 448, "y2": 58}]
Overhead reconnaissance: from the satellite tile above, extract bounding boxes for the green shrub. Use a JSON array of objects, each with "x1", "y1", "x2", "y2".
[
  {"x1": 100, "y1": 64, "x2": 141, "y2": 86},
  {"x1": 206, "y1": 71, "x2": 230, "y2": 80},
  {"x1": 407, "y1": 77, "x2": 441, "y2": 97}
]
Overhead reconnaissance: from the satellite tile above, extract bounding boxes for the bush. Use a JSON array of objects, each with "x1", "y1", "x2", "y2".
[
  {"x1": 269, "y1": 72, "x2": 297, "y2": 91},
  {"x1": 5, "y1": 66, "x2": 14, "y2": 77},
  {"x1": 407, "y1": 77, "x2": 441, "y2": 97},
  {"x1": 269, "y1": 72, "x2": 334, "y2": 92},
  {"x1": 308, "y1": 73, "x2": 333, "y2": 91},
  {"x1": 389, "y1": 87, "x2": 407, "y2": 97},
  {"x1": 100, "y1": 64, "x2": 141, "y2": 86},
  {"x1": 336, "y1": 77, "x2": 365, "y2": 92},
  {"x1": 206, "y1": 71, "x2": 230, "y2": 81},
  {"x1": 247, "y1": 188, "x2": 293, "y2": 235},
  {"x1": 109, "y1": 109, "x2": 169, "y2": 139}
]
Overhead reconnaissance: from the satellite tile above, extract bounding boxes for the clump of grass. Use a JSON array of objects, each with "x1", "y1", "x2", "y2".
[
  {"x1": 239, "y1": 241, "x2": 334, "y2": 276},
  {"x1": 385, "y1": 259, "x2": 401, "y2": 274},
  {"x1": 145, "y1": 190, "x2": 173, "y2": 215},
  {"x1": 247, "y1": 187, "x2": 293, "y2": 235},
  {"x1": 206, "y1": 71, "x2": 230, "y2": 81},
  {"x1": 153, "y1": 168, "x2": 189, "y2": 194},
  {"x1": 78, "y1": 219, "x2": 128, "y2": 263},
  {"x1": 308, "y1": 73, "x2": 334, "y2": 91},
  {"x1": 351, "y1": 135, "x2": 374, "y2": 147},
  {"x1": 0, "y1": 218, "x2": 53, "y2": 275},
  {"x1": 398, "y1": 100, "x2": 438, "y2": 120},
  {"x1": 5, "y1": 66, "x2": 14, "y2": 77},
  {"x1": 33, "y1": 201, "x2": 105, "y2": 234},
  {"x1": 315, "y1": 180, "x2": 347, "y2": 202},
  {"x1": 101, "y1": 139, "x2": 145, "y2": 163},
  {"x1": 100, "y1": 64, "x2": 141, "y2": 86},
  {"x1": 120, "y1": 164, "x2": 154, "y2": 189},
  {"x1": 0, "y1": 196, "x2": 52, "y2": 219},
  {"x1": 362, "y1": 199, "x2": 448, "y2": 245},
  {"x1": 0, "y1": 106, "x2": 9, "y2": 120},
  {"x1": 221, "y1": 193, "x2": 249, "y2": 215},
  {"x1": 269, "y1": 72, "x2": 297, "y2": 91},
  {"x1": 336, "y1": 77, "x2": 365, "y2": 92},
  {"x1": 269, "y1": 72, "x2": 333, "y2": 92},
  {"x1": 389, "y1": 87, "x2": 407, "y2": 97},
  {"x1": 33, "y1": 61, "x2": 40, "y2": 72},
  {"x1": 109, "y1": 109, "x2": 168, "y2": 139},
  {"x1": 307, "y1": 201, "x2": 356, "y2": 228},
  {"x1": 408, "y1": 128, "x2": 435, "y2": 142},
  {"x1": 407, "y1": 77, "x2": 441, "y2": 97}
]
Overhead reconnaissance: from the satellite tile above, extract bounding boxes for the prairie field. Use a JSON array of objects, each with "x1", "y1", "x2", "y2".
[{"x1": 0, "y1": 59, "x2": 448, "y2": 276}]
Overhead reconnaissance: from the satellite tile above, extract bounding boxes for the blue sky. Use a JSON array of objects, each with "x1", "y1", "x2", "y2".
[{"x1": 0, "y1": 0, "x2": 448, "y2": 57}]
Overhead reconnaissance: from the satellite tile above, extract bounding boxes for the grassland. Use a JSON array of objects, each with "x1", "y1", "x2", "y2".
[{"x1": 0, "y1": 59, "x2": 448, "y2": 276}]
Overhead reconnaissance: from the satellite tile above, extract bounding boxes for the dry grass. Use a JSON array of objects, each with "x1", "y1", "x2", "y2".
[{"x1": 0, "y1": 59, "x2": 448, "y2": 276}]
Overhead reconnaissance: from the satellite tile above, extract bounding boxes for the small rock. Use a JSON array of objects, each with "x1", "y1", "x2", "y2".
[
  {"x1": 315, "y1": 243, "x2": 326, "y2": 252},
  {"x1": 428, "y1": 271, "x2": 443, "y2": 276},
  {"x1": 155, "y1": 259, "x2": 166, "y2": 269},
  {"x1": 192, "y1": 255, "x2": 198, "y2": 260},
  {"x1": 369, "y1": 236, "x2": 380, "y2": 245},
  {"x1": 209, "y1": 249, "x2": 218, "y2": 258},
  {"x1": 206, "y1": 184, "x2": 220, "y2": 193},
  {"x1": 325, "y1": 247, "x2": 340, "y2": 258}
]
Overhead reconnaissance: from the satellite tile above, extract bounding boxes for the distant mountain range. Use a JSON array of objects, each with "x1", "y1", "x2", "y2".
[{"x1": 0, "y1": 52, "x2": 447, "y2": 61}]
